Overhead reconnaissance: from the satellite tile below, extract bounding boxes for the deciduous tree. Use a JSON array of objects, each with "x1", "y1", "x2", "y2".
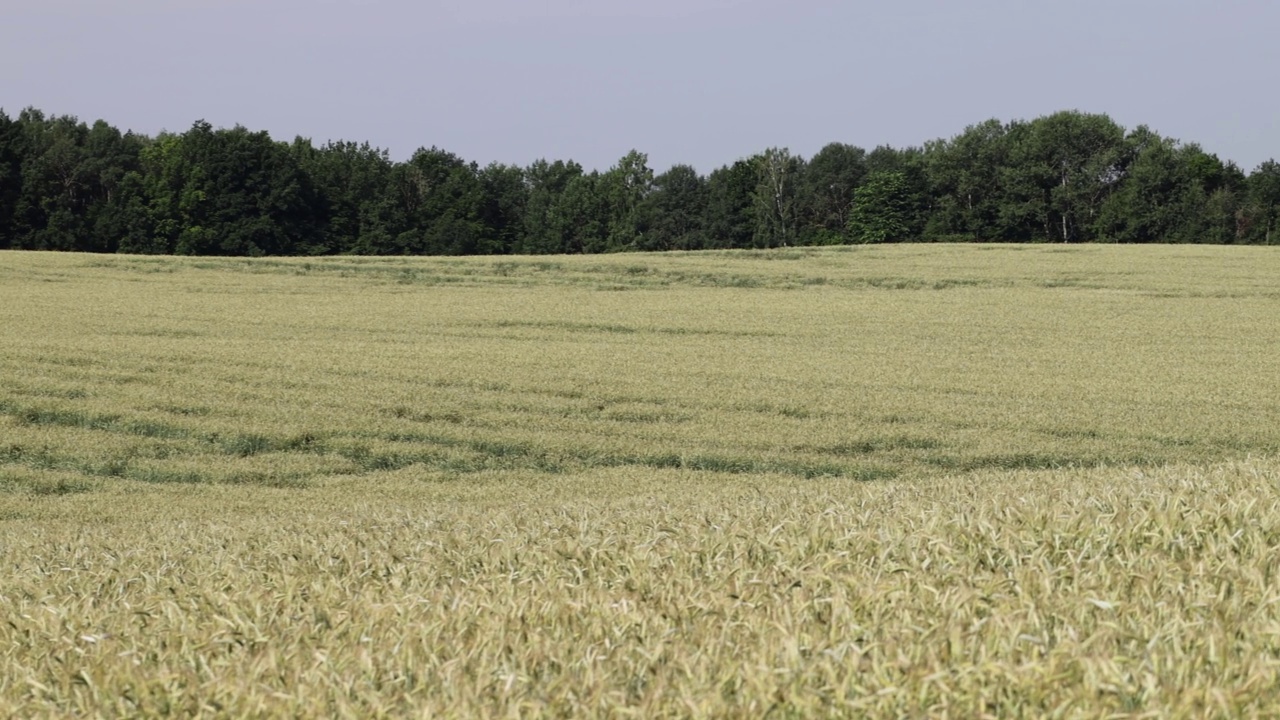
[
  {"x1": 753, "y1": 147, "x2": 803, "y2": 248},
  {"x1": 847, "y1": 171, "x2": 917, "y2": 243}
]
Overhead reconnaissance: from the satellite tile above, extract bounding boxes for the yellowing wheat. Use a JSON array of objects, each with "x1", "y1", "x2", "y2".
[{"x1": 1, "y1": 245, "x2": 1279, "y2": 717}]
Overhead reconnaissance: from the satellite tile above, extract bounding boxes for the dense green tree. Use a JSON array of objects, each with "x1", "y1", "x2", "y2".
[
  {"x1": 1095, "y1": 131, "x2": 1245, "y2": 243},
  {"x1": 599, "y1": 150, "x2": 654, "y2": 251},
  {"x1": 862, "y1": 146, "x2": 931, "y2": 238},
  {"x1": 9, "y1": 111, "x2": 144, "y2": 252},
  {"x1": 703, "y1": 159, "x2": 756, "y2": 249},
  {"x1": 636, "y1": 164, "x2": 707, "y2": 250},
  {"x1": 386, "y1": 147, "x2": 490, "y2": 255},
  {"x1": 1200, "y1": 185, "x2": 1243, "y2": 245},
  {"x1": 292, "y1": 139, "x2": 394, "y2": 254},
  {"x1": 119, "y1": 131, "x2": 199, "y2": 255},
  {"x1": 477, "y1": 162, "x2": 527, "y2": 254},
  {"x1": 864, "y1": 145, "x2": 906, "y2": 176},
  {"x1": 0, "y1": 105, "x2": 1275, "y2": 255},
  {"x1": 79, "y1": 120, "x2": 146, "y2": 253},
  {"x1": 0, "y1": 109, "x2": 26, "y2": 249},
  {"x1": 556, "y1": 172, "x2": 611, "y2": 254},
  {"x1": 1095, "y1": 133, "x2": 1184, "y2": 243},
  {"x1": 847, "y1": 171, "x2": 920, "y2": 243},
  {"x1": 1246, "y1": 161, "x2": 1280, "y2": 244},
  {"x1": 1168, "y1": 147, "x2": 1242, "y2": 244},
  {"x1": 923, "y1": 120, "x2": 1013, "y2": 240},
  {"x1": 110, "y1": 170, "x2": 160, "y2": 254},
  {"x1": 147, "y1": 122, "x2": 317, "y2": 256},
  {"x1": 1001, "y1": 111, "x2": 1127, "y2": 242},
  {"x1": 797, "y1": 142, "x2": 866, "y2": 243},
  {"x1": 753, "y1": 147, "x2": 804, "y2": 248},
  {"x1": 522, "y1": 159, "x2": 584, "y2": 254},
  {"x1": 12, "y1": 110, "x2": 91, "y2": 250}
]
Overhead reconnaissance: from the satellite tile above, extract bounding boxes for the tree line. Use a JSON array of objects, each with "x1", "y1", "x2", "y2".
[{"x1": 1, "y1": 106, "x2": 1278, "y2": 256}]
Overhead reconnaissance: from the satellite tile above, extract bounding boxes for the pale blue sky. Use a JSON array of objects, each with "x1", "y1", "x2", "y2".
[{"x1": 3, "y1": 0, "x2": 1276, "y2": 173}]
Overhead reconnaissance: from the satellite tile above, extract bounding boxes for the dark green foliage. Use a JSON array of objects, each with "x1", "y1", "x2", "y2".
[
  {"x1": 9, "y1": 110, "x2": 146, "y2": 252},
  {"x1": 520, "y1": 159, "x2": 585, "y2": 254},
  {"x1": 1095, "y1": 135, "x2": 1227, "y2": 243},
  {"x1": 142, "y1": 121, "x2": 318, "y2": 256},
  {"x1": 0, "y1": 109, "x2": 21, "y2": 249},
  {"x1": 0, "y1": 105, "x2": 1275, "y2": 255},
  {"x1": 382, "y1": 147, "x2": 490, "y2": 255},
  {"x1": 291, "y1": 139, "x2": 394, "y2": 254},
  {"x1": 922, "y1": 119, "x2": 1011, "y2": 240},
  {"x1": 478, "y1": 162, "x2": 527, "y2": 254},
  {"x1": 1002, "y1": 111, "x2": 1128, "y2": 242},
  {"x1": 1246, "y1": 161, "x2": 1280, "y2": 244},
  {"x1": 637, "y1": 164, "x2": 707, "y2": 250},
  {"x1": 847, "y1": 171, "x2": 920, "y2": 243},
  {"x1": 797, "y1": 142, "x2": 866, "y2": 244},
  {"x1": 703, "y1": 160, "x2": 757, "y2": 249}
]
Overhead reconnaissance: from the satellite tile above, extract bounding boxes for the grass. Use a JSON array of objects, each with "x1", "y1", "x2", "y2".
[{"x1": 1, "y1": 244, "x2": 1279, "y2": 717}]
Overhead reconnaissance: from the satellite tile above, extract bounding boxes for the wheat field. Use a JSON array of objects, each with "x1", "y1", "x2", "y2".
[{"x1": 1, "y1": 245, "x2": 1279, "y2": 717}]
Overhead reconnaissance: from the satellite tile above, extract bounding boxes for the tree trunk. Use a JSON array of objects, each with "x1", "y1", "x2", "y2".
[{"x1": 1061, "y1": 168, "x2": 1070, "y2": 242}]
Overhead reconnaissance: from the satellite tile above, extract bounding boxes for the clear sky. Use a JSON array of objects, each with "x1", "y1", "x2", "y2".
[{"x1": 3, "y1": 0, "x2": 1277, "y2": 173}]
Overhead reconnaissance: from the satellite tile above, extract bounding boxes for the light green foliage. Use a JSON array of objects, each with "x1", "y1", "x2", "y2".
[{"x1": 1, "y1": 246, "x2": 1279, "y2": 716}]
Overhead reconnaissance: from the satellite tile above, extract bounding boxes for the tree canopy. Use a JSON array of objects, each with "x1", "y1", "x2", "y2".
[{"x1": 0, "y1": 107, "x2": 1276, "y2": 255}]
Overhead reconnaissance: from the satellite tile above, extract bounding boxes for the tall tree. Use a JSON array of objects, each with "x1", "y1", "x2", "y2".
[
  {"x1": 292, "y1": 139, "x2": 394, "y2": 254},
  {"x1": 1094, "y1": 131, "x2": 1182, "y2": 243},
  {"x1": 637, "y1": 164, "x2": 707, "y2": 250},
  {"x1": 847, "y1": 171, "x2": 920, "y2": 243},
  {"x1": 1200, "y1": 185, "x2": 1243, "y2": 245},
  {"x1": 1096, "y1": 132, "x2": 1244, "y2": 243},
  {"x1": 521, "y1": 159, "x2": 584, "y2": 254},
  {"x1": 703, "y1": 159, "x2": 756, "y2": 249},
  {"x1": 8, "y1": 111, "x2": 144, "y2": 252},
  {"x1": 119, "y1": 131, "x2": 200, "y2": 255},
  {"x1": 478, "y1": 162, "x2": 528, "y2": 254},
  {"x1": 923, "y1": 120, "x2": 1011, "y2": 240},
  {"x1": 863, "y1": 145, "x2": 931, "y2": 238},
  {"x1": 0, "y1": 109, "x2": 24, "y2": 249},
  {"x1": 1166, "y1": 145, "x2": 1241, "y2": 244},
  {"x1": 12, "y1": 109, "x2": 92, "y2": 250},
  {"x1": 798, "y1": 142, "x2": 866, "y2": 243},
  {"x1": 80, "y1": 120, "x2": 146, "y2": 253},
  {"x1": 1246, "y1": 161, "x2": 1280, "y2": 244},
  {"x1": 148, "y1": 122, "x2": 318, "y2": 256},
  {"x1": 1001, "y1": 111, "x2": 1127, "y2": 242},
  {"x1": 386, "y1": 147, "x2": 489, "y2": 255},
  {"x1": 555, "y1": 171, "x2": 610, "y2": 253},
  {"x1": 599, "y1": 150, "x2": 654, "y2": 251},
  {"x1": 753, "y1": 147, "x2": 803, "y2": 248}
]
